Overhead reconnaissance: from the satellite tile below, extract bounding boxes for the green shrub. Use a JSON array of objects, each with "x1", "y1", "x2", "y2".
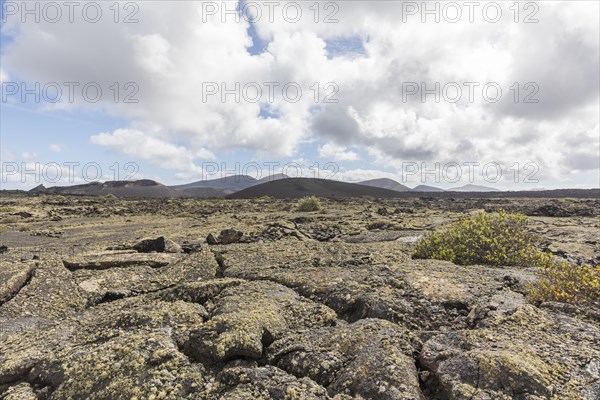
[
  {"x1": 47, "y1": 195, "x2": 68, "y2": 204},
  {"x1": 413, "y1": 211, "x2": 549, "y2": 268},
  {"x1": 528, "y1": 262, "x2": 600, "y2": 307},
  {"x1": 101, "y1": 193, "x2": 118, "y2": 202},
  {"x1": 297, "y1": 196, "x2": 322, "y2": 212}
]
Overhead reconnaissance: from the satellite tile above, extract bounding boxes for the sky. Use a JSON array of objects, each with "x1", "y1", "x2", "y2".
[{"x1": 1, "y1": 0, "x2": 599, "y2": 190}]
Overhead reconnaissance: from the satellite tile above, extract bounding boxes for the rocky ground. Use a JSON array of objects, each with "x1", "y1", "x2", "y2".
[{"x1": 0, "y1": 194, "x2": 598, "y2": 400}]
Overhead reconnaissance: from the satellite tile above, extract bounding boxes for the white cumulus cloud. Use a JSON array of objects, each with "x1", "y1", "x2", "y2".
[
  {"x1": 319, "y1": 143, "x2": 359, "y2": 161},
  {"x1": 0, "y1": 1, "x2": 597, "y2": 186}
]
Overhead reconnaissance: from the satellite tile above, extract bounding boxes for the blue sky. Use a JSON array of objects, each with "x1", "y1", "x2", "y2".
[
  {"x1": 0, "y1": 0, "x2": 374, "y2": 189},
  {"x1": 1, "y1": 1, "x2": 598, "y2": 190}
]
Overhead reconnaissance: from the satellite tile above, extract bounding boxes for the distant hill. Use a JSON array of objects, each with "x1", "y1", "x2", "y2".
[
  {"x1": 171, "y1": 174, "x2": 290, "y2": 195},
  {"x1": 256, "y1": 173, "x2": 289, "y2": 185},
  {"x1": 175, "y1": 187, "x2": 229, "y2": 198},
  {"x1": 358, "y1": 178, "x2": 411, "y2": 192},
  {"x1": 449, "y1": 184, "x2": 500, "y2": 192},
  {"x1": 170, "y1": 175, "x2": 257, "y2": 193},
  {"x1": 227, "y1": 178, "x2": 405, "y2": 199},
  {"x1": 29, "y1": 184, "x2": 47, "y2": 193},
  {"x1": 412, "y1": 185, "x2": 445, "y2": 192},
  {"x1": 17, "y1": 179, "x2": 600, "y2": 199},
  {"x1": 32, "y1": 180, "x2": 179, "y2": 198}
]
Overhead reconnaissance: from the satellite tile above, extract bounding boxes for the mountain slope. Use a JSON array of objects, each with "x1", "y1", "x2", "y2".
[
  {"x1": 36, "y1": 180, "x2": 179, "y2": 198},
  {"x1": 358, "y1": 178, "x2": 411, "y2": 192},
  {"x1": 449, "y1": 184, "x2": 500, "y2": 192},
  {"x1": 256, "y1": 173, "x2": 289, "y2": 185},
  {"x1": 227, "y1": 178, "x2": 405, "y2": 199},
  {"x1": 412, "y1": 185, "x2": 445, "y2": 192},
  {"x1": 170, "y1": 175, "x2": 257, "y2": 192}
]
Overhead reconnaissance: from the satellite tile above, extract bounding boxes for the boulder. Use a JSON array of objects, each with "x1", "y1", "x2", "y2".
[
  {"x1": 28, "y1": 331, "x2": 205, "y2": 400},
  {"x1": 62, "y1": 253, "x2": 175, "y2": 271},
  {"x1": 218, "y1": 229, "x2": 244, "y2": 245},
  {"x1": 214, "y1": 363, "x2": 330, "y2": 399},
  {"x1": 0, "y1": 382, "x2": 37, "y2": 399},
  {"x1": 206, "y1": 233, "x2": 219, "y2": 245},
  {"x1": 0, "y1": 263, "x2": 36, "y2": 305},
  {"x1": 164, "y1": 239, "x2": 182, "y2": 253},
  {"x1": 268, "y1": 318, "x2": 423, "y2": 399},
  {"x1": 184, "y1": 280, "x2": 336, "y2": 365},
  {"x1": 129, "y1": 237, "x2": 182, "y2": 253},
  {"x1": 419, "y1": 305, "x2": 600, "y2": 399}
]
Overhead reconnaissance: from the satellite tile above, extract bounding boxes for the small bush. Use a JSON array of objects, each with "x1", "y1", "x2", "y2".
[
  {"x1": 297, "y1": 196, "x2": 322, "y2": 212},
  {"x1": 528, "y1": 262, "x2": 600, "y2": 307},
  {"x1": 413, "y1": 211, "x2": 549, "y2": 268},
  {"x1": 100, "y1": 193, "x2": 118, "y2": 203},
  {"x1": 44, "y1": 195, "x2": 69, "y2": 205}
]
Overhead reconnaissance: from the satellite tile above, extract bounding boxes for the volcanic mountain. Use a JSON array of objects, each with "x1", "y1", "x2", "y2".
[
  {"x1": 358, "y1": 178, "x2": 411, "y2": 192},
  {"x1": 449, "y1": 184, "x2": 500, "y2": 192},
  {"x1": 170, "y1": 175, "x2": 258, "y2": 194},
  {"x1": 30, "y1": 180, "x2": 179, "y2": 198},
  {"x1": 411, "y1": 185, "x2": 445, "y2": 192},
  {"x1": 227, "y1": 178, "x2": 405, "y2": 199}
]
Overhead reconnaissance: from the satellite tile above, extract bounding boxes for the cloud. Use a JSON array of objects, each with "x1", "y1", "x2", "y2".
[
  {"x1": 1, "y1": 147, "x2": 16, "y2": 163},
  {"x1": 0, "y1": 68, "x2": 8, "y2": 83},
  {"x1": 0, "y1": 1, "x2": 598, "y2": 187},
  {"x1": 334, "y1": 168, "x2": 401, "y2": 183},
  {"x1": 318, "y1": 143, "x2": 359, "y2": 161},
  {"x1": 90, "y1": 128, "x2": 214, "y2": 176},
  {"x1": 0, "y1": 159, "x2": 88, "y2": 188},
  {"x1": 563, "y1": 152, "x2": 600, "y2": 171},
  {"x1": 21, "y1": 151, "x2": 38, "y2": 160},
  {"x1": 49, "y1": 144, "x2": 63, "y2": 152}
]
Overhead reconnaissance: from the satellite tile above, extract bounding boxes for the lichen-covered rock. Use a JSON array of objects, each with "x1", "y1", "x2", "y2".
[
  {"x1": 153, "y1": 278, "x2": 245, "y2": 304},
  {"x1": 218, "y1": 229, "x2": 244, "y2": 245},
  {"x1": 0, "y1": 382, "x2": 37, "y2": 400},
  {"x1": 0, "y1": 317, "x2": 75, "y2": 385},
  {"x1": 206, "y1": 233, "x2": 220, "y2": 245},
  {"x1": 0, "y1": 262, "x2": 36, "y2": 305},
  {"x1": 132, "y1": 236, "x2": 168, "y2": 253},
  {"x1": 63, "y1": 252, "x2": 176, "y2": 271},
  {"x1": 420, "y1": 305, "x2": 600, "y2": 399},
  {"x1": 185, "y1": 281, "x2": 337, "y2": 364},
  {"x1": 209, "y1": 361, "x2": 332, "y2": 399},
  {"x1": 30, "y1": 331, "x2": 206, "y2": 400},
  {"x1": 0, "y1": 195, "x2": 598, "y2": 400},
  {"x1": 129, "y1": 236, "x2": 183, "y2": 254},
  {"x1": 268, "y1": 319, "x2": 423, "y2": 400},
  {"x1": 219, "y1": 241, "x2": 539, "y2": 331},
  {"x1": 164, "y1": 239, "x2": 183, "y2": 253},
  {"x1": 0, "y1": 297, "x2": 206, "y2": 388},
  {"x1": 69, "y1": 251, "x2": 218, "y2": 306},
  {"x1": 0, "y1": 258, "x2": 88, "y2": 319},
  {"x1": 221, "y1": 248, "x2": 443, "y2": 330},
  {"x1": 256, "y1": 222, "x2": 305, "y2": 241},
  {"x1": 81, "y1": 298, "x2": 207, "y2": 347}
]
